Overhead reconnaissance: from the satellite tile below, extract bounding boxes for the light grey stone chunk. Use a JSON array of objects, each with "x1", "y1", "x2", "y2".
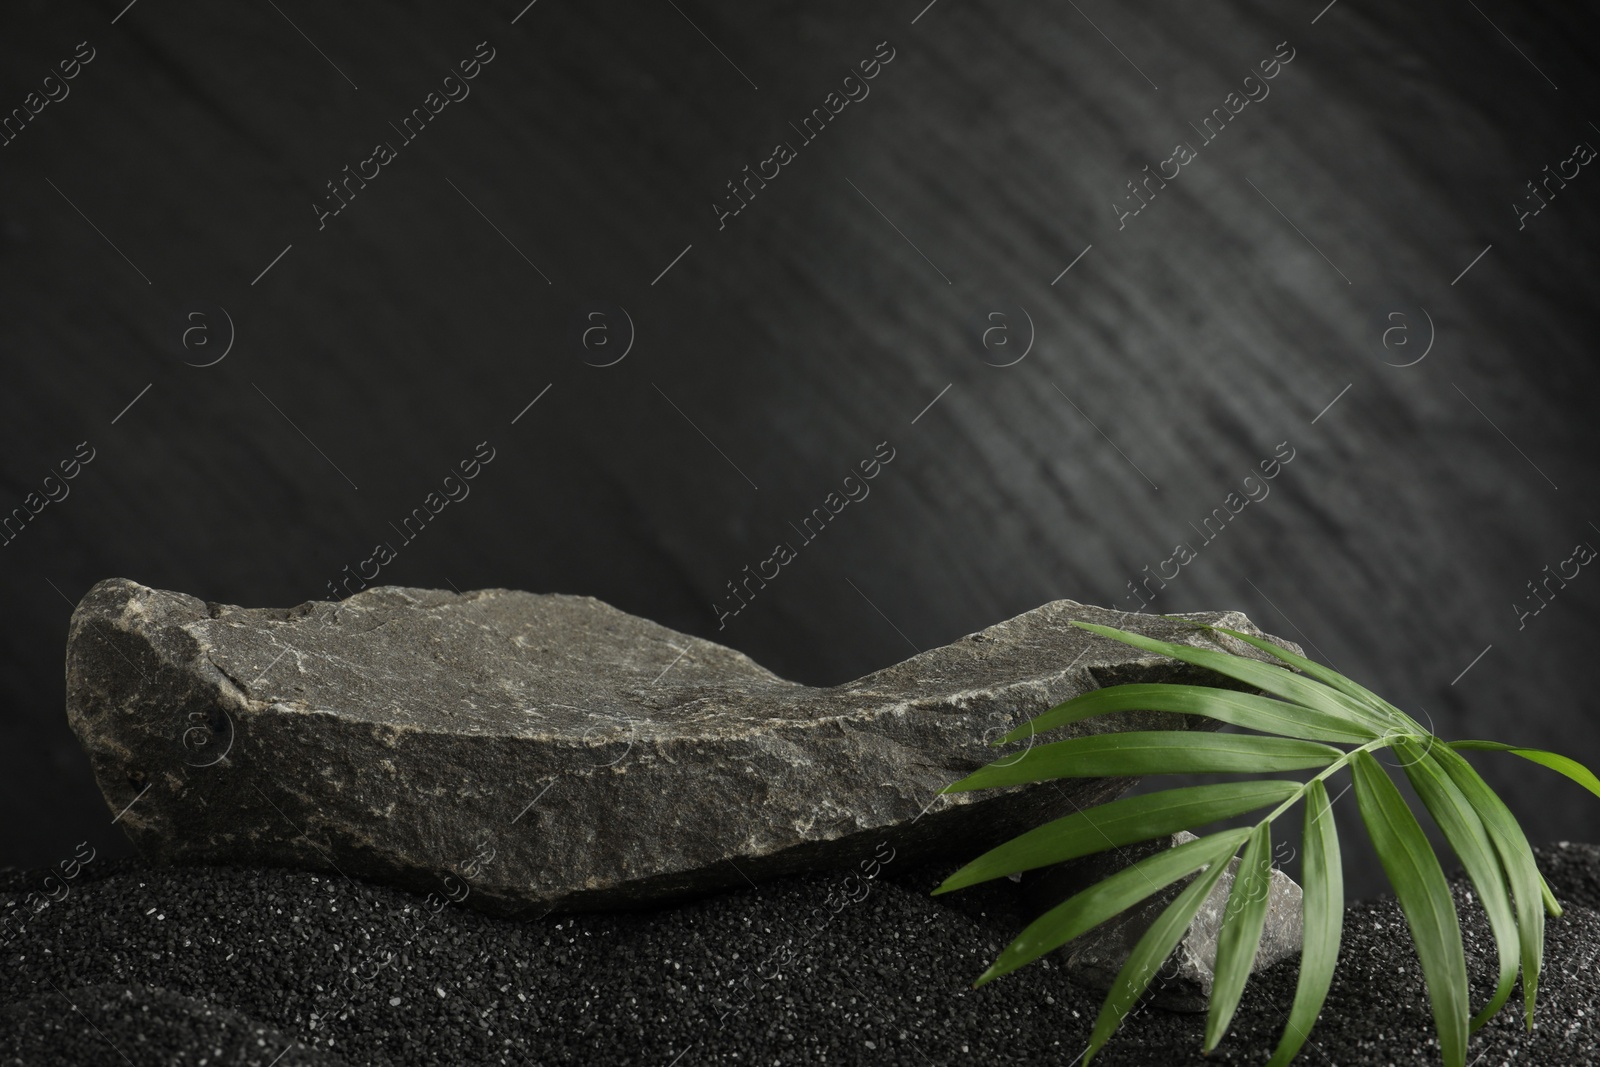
[
  {"x1": 66, "y1": 577, "x2": 1297, "y2": 915},
  {"x1": 1030, "y1": 831, "x2": 1304, "y2": 1012}
]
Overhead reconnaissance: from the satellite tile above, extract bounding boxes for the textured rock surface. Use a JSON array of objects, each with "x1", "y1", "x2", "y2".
[
  {"x1": 66, "y1": 577, "x2": 1296, "y2": 915},
  {"x1": 1026, "y1": 831, "x2": 1304, "y2": 1012}
]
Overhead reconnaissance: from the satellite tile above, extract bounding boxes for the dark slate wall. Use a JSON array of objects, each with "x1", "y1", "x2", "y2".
[{"x1": 2, "y1": 0, "x2": 1597, "y2": 898}]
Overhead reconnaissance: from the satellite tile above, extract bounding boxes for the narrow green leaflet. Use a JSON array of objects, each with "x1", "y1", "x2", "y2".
[
  {"x1": 1205, "y1": 822, "x2": 1274, "y2": 1051},
  {"x1": 1194, "y1": 622, "x2": 1415, "y2": 725},
  {"x1": 1433, "y1": 745, "x2": 1559, "y2": 911},
  {"x1": 1070, "y1": 622, "x2": 1400, "y2": 735},
  {"x1": 1429, "y1": 743, "x2": 1550, "y2": 1025},
  {"x1": 972, "y1": 828, "x2": 1252, "y2": 987},
  {"x1": 992, "y1": 683, "x2": 1381, "y2": 747},
  {"x1": 1447, "y1": 741, "x2": 1600, "y2": 800},
  {"x1": 1353, "y1": 751, "x2": 1469, "y2": 1067},
  {"x1": 944, "y1": 731, "x2": 1342, "y2": 793},
  {"x1": 1083, "y1": 846, "x2": 1239, "y2": 1064},
  {"x1": 1398, "y1": 739, "x2": 1520, "y2": 1030},
  {"x1": 933, "y1": 780, "x2": 1300, "y2": 895},
  {"x1": 1267, "y1": 779, "x2": 1343, "y2": 1067}
]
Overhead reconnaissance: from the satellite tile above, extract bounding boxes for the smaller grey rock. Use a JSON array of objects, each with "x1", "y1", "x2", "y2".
[{"x1": 1024, "y1": 830, "x2": 1303, "y2": 1012}]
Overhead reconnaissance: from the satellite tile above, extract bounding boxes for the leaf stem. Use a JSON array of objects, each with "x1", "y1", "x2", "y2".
[{"x1": 1260, "y1": 734, "x2": 1414, "y2": 827}]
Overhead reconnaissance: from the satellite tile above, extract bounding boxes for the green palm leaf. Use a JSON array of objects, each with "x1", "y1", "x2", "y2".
[
  {"x1": 1069, "y1": 622, "x2": 1402, "y2": 735},
  {"x1": 992, "y1": 683, "x2": 1381, "y2": 747},
  {"x1": 1433, "y1": 746, "x2": 1560, "y2": 915},
  {"x1": 1266, "y1": 778, "x2": 1343, "y2": 1067},
  {"x1": 930, "y1": 616, "x2": 1600, "y2": 1066},
  {"x1": 1353, "y1": 751, "x2": 1469, "y2": 1067},
  {"x1": 933, "y1": 780, "x2": 1299, "y2": 894},
  {"x1": 1397, "y1": 738, "x2": 1520, "y2": 1029},
  {"x1": 1205, "y1": 821, "x2": 1274, "y2": 1051},
  {"x1": 972, "y1": 827, "x2": 1253, "y2": 987},
  {"x1": 1083, "y1": 843, "x2": 1240, "y2": 1064},
  {"x1": 1447, "y1": 741, "x2": 1600, "y2": 800},
  {"x1": 944, "y1": 731, "x2": 1342, "y2": 792},
  {"x1": 1429, "y1": 742, "x2": 1552, "y2": 1025},
  {"x1": 1191, "y1": 622, "x2": 1415, "y2": 725}
]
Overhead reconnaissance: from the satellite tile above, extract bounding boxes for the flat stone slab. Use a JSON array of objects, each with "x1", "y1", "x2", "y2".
[{"x1": 65, "y1": 578, "x2": 1296, "y2": 914}]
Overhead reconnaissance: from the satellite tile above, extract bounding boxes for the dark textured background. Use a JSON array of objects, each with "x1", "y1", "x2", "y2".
[{"x1": 2, "y1": 0, "x2": 1597, "y2": 907}]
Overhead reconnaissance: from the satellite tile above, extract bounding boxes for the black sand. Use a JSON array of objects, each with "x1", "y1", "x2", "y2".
[{"x1": 4, "y1": 844, "x2": 1597, "y2": 1066}]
